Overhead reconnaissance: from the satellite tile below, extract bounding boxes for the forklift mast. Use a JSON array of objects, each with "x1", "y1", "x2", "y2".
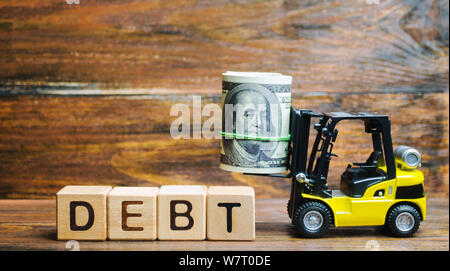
[
  {"x1": 287, "y1": 107, "x2": 322, "y2": 218},
  {"x1": 288, "y1": 108, "x2": 322, "y2": 176}
]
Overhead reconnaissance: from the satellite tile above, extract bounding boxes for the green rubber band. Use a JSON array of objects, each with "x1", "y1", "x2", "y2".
[{"x1": 221, "y1": 131, "x2": 291, "y2": 141}]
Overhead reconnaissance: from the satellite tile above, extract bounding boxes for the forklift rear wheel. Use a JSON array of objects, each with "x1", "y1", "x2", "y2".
[
  {"x1": 293, "y1": 201, "x2": 332, "y2": 238},
  {"x1": 385, "y1": 204, "x2": 421, "y2": 237}
]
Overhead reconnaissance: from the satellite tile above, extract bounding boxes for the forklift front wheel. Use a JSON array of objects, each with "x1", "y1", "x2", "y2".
[{"x1": 293, "y1": 201, "x2": 332, "y2": 238}]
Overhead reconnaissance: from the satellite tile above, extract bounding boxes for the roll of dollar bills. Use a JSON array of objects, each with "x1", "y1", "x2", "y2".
[{"x1": 220, "y1": 71, "x2": 292, "y2": 173}]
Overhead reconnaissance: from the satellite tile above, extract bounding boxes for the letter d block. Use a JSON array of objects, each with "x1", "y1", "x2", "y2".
[
  {"x1": 108, "y1": 187, "x2": 159, "y2": 240},
  {"x1": 207, "y1": 186, "x2": 255, "y2": 240},
  {"x1": 57, "y1": 186, "x2": 112, "y2": 240},
  {"x1": 158, "y1": 185, "x2": 207, "y2": 240}
]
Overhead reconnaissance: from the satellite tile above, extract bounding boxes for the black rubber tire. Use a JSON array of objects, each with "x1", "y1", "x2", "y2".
[
  {"x1": 293, "y1": 201, "x2": 332, "y2": 238},
  {"x1": 287, "y1": 200, "x2": 291, "y2": 216},
  {"x1": 385, "y1": 204, "x2": 421, "y2": 237}
]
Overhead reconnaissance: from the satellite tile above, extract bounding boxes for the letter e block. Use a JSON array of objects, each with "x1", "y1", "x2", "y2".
[
  {"x1": 57, "y1": 186, "x2": 112, "y2": 240},
  {"x1": 207, "y1": 186, "x2": 255, "y2": 240},
  {"x1": 108, "y1": 187, "x2": 159, "y2": 240},
  {"x1": 158, "y1": 185, "x2": 207, "y2": 240}
]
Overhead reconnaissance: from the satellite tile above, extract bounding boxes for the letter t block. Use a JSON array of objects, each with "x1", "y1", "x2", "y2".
[
  {"x1": 57, "y1": 185, "x2": 112, "y2": 240},
  {"x1": 158, "y1": 185, "x2": 207, "y2": 240},
  {"x1": 207, "y1": 186, "x2": 255, "y2": 240}
]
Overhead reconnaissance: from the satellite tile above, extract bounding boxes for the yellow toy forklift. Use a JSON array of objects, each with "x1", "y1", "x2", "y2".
[{"x1": 254, "y1": 107, "x2": 426, "y2": 238}]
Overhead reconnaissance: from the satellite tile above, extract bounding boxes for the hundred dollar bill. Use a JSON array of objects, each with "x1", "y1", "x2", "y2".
[{"x1": 220, "y1": 71, "x2": 292, "y2": 174}]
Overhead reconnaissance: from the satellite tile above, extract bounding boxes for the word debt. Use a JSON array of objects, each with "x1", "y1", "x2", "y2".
[{"x1": 57, "y1": 185, "x2": 255, "y2": 241}]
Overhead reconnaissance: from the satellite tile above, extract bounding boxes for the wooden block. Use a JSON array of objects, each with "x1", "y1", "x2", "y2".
[
  {"x1": 157, "y1": 185, "x2": 207, "y2": 240},
  {"x1": 57, "y1": 185, "x2": 112, "y2": 240},
  {"x1": 108, "y1": 187, "x2": 159, "y2": 240},
  {"x1": 207, "y1": 186, "x2": 255, "y2": 240}
]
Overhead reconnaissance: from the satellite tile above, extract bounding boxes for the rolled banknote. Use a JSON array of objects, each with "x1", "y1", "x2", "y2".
[{"x1": 220, "y1": 71, "x2": 292, "y2": 173}]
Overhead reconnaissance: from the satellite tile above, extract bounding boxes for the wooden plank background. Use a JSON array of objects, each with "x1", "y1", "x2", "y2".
[{"x1": 0, "y1": 0, "x2": 448, "y2": 199}]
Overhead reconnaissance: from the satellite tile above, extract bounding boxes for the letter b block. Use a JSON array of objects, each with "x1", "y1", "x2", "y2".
[
  {"x1": 207, "y1": 186, "x2": 255, "y2": 240},
  {"x1": 57, "y1": 186, "x2": 112, "y2": 240},
  {"x1": 108, "y1": 187, "x2": 159, "y2": 240},
  {"x1": 158, "y1": 185, "x2": 207, "y2": 240}
]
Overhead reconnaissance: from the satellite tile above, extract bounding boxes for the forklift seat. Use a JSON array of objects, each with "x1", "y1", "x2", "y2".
[
  {"x1": 340, "y1": 151, "x2": 386, "y2": 198},
  {"x1": 352, "y1": 151, "x2": 382, "y2": 168}
]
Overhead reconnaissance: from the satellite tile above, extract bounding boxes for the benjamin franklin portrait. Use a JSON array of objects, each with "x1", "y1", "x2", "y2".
[{"x1": 221, "y1": 83, "x2": 282, "y2": 169}]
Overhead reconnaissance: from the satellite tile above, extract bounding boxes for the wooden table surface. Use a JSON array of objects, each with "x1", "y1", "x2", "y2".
[{"x1": 0, "y1": 197, "x2": 447, "y2": 251}]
